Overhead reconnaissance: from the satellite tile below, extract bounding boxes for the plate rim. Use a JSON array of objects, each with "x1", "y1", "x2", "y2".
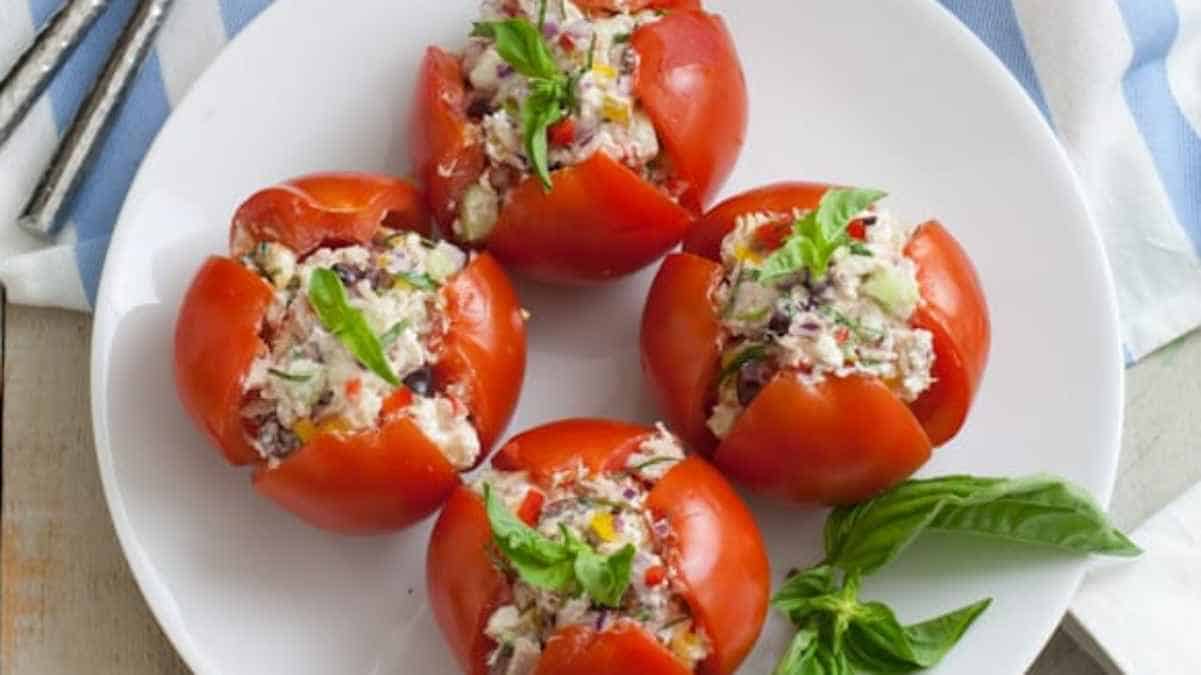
[{"x1": 88, "y1": 1, "x2": 1125, "y2": 672}]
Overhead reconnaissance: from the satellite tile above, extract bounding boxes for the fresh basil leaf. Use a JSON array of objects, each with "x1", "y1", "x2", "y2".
[
  {"x1": 521, "y1": 81, "x2": 567, "y2": 190},
  {"x1": 841, "y1": 598, "x2": 991, "y2": 673},
  {"x1": 824, "y1": 475, "x2": 1140, "y2": 576},
  {"x1": 771, "y1": 565, "x2": 839, "y2": 624},
  {"x1": 470, "y1": 19, "x2": 560, "y2": 80},
  {"x1": 307, "y1": 268, "x2": 400, "y2": 386},
  {"x1": 379, "y1": 320, "x2": 409, "y2": 348},
  {"x1": 774, "y1": 631, "x2": 853, "y2": 675},
  {"x1": 566, "y1": 528, "x2": 635, "y2": 608},
  {"x1": 484, "y1": 484, "x2": 575, "y2": 590},
  {"x1": 816, "y1": 188, "x2": 887, "y2": 243},
  {"x1": 267, "y1": 368, "x2": 313, "y2": 383},
  {"x1": 849, "y1": 242, "x2": 873, "y2": 256},
  {"x1": 719, "y1": 344, "x2": 768, "y2": 384}
]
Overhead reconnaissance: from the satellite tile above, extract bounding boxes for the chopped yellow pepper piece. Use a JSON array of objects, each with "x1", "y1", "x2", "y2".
[
  {"x1": 592, "y1": 63, "x2": 617, "y2": 80},
  {"x1": 318, "y1": 416, "x2": 352, "y2": 435},
  {"x1": 590, "y1": 511, "x2": 617, "y2": 542},
  {"x1": 292, "y1": 418, "x2": 317, "y2": 443},
  {"x1": 601, "y1": 96, "x2": 630, "y2": 125}
]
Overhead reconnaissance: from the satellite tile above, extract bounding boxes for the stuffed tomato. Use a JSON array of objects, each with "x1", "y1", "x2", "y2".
[
  {"x1": 428, "y1": 419, "x2": 769, "y2": 675},
  {"x1": 641, "y1": 183, "x2": 990, "y2": 505},
  {"x1": 410, "y1": 0, "x2": 746, "y2": 283},
  {"x1": 174, "y1": 173, "x2": 526, "y2": 534}
]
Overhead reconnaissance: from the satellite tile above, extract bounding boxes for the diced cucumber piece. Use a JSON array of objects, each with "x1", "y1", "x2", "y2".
[
  {"x1": 457, "y1": 183, "x2": 498, "y2": 243},
  {"x1": 863, "y1": 266, "x2": 920, "y2": 317}
]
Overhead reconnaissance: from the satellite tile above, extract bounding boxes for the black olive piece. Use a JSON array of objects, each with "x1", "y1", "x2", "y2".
[
  {"x1": 768, "y1": 311, "x2": 792, "y2": 335},
  {"x1": 403, "y1": 366, "x2": 434, "y2": 396},
  {"x1": 736, "y1": 365, "x2": 765, "y2": 406},
  {"x1": 862, "y1": 215, "x2": 878, "y2": 226},
  {"x1": 370, "y1": 268, "x2": 393, "y2": 291},
  {"x1": 466, "y1": 98, "x2": 492, "y2": 119},
  {"x1": 331, "y1": 263, "x2": 361, "y2": 286}
]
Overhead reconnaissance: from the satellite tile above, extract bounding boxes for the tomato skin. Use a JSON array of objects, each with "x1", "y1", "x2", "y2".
[
  {"x1": 410, "y1": 8, "x2": 746, "y2": 284},
  {"x1": 712, "y1": 375, "x2": 933, "y2": 504},
  {"x1": 647, "y1": 456, "x2": 770, "y2": 673},
  {"x1": 427, "y1": 419, "x2": 770, "y2": 675},
  {"x1": 230, "y1": 172, "x2": 428, "y2": 257},
  {"x1": 174, "y1": 257, "x2": 274, "y2": 466},
  {"x1": 904, "y1": 220, "x2": 991, "y2": 445},
  {"x1": 640, "y1": 253, "x2": 724, "y2": 455},
  {"x1": 683, "y1": 181, "x2": 829, "y2": 261},
  {"x1": 646, "y1": 182, "x2": 990, "y2": 504},
  {"x1": 631, "y1": 10, "x2": 746, "y2": 212},
  {"x1": 437, "y1": 253, "x2": 528, "y2": 451},
  {"x1": 535, "y1": 624, "x2": 692, "y2": 675},
  {"x1": 484, "y1": 153, "x2": 693, "y2": 284},
  {"x1": 174, "y1": 174, "x2": 527, "y2": 533},
  {"x1": 409, "y1": 47, "x2": 485, "y2": 230},
  {"x1": 428, "y1": 486, "x2": 511, "y2": 675}
]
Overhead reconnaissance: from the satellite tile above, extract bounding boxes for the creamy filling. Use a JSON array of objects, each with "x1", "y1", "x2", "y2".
[
  {"x1": 477, "y1": 426, "x2": 709, "y2": 675},
  {"x1": 707, "y1": 209, "x2": 936, "y2": 438},
  {"x1": 238, "y1": 231, "x2": 481, "y2": 469},
  {"x1": 453, "y1": 0, "x2": 671, "y2": 240}
]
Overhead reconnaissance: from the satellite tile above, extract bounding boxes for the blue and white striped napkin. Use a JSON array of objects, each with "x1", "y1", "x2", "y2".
[{"x1": 1, "y1": 0, "x2": 1199, "y2": 362}]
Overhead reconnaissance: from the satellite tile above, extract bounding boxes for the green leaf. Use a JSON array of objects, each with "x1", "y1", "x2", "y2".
[
  {"x1": 627, "y1": 456, "x2": 679, "y2": 473},
  {"x1": 566, "y1": 528, "x2": 635, "y2": 608},
  {"x1": 759, "y1": 235, "x2": 817, "y2": 282},
  {"x1": 521, "y1": 81, "x2": 567, "y2": 190},
  {"x1": 397, "y1": 272, "x2": 438, "y2": 290},
  {"x1": 484, "y1": 485, "x2": 575, "y2": 591},
  {"x1": 824, "y1": 475, "x2": 1140, "y2": 576},
  {"x1": 774, "y1": 630, "x2": 853, "y2": 675},
  {"x1": 267, "y1": 368, "x2": 313, "y2": 383},
  {"x1": 841, "y1": 598, "x2": 991, "y2": 673},
  {"x1": 719, "y1": 344, "x2": 768, "y2": 384},
  {"x1": 815, "y1": 188, "x2": 887, "y2": 243},
  {"x1": 307, "y1": 268, "x2": 400, "y2": 386},
  {"x1": 379, "y1": 320, "x2": 409, "y2": 348},
  {"x1": 470, "y1": 19, "x2": 560, "y2": 80},
  {"x1": 771, "y1": 565, "x2": 839, "y2": 624}
]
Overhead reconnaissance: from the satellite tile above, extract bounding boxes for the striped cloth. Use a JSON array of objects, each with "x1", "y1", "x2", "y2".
[{"x1": 0, "y1": 0, "x2": 1198, "y2": 361}]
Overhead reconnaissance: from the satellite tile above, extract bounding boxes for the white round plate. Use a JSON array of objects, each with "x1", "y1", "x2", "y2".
[{"x1": 91, "y1": 1, "x2": 1122, "y2": 673}]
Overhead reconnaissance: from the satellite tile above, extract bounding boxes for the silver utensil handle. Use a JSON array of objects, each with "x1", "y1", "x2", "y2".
[
  {"x1": 18, "y1": 0, "x2": 173, "y2": 240},
  {"x1": 0, "y1": 0, "x2": 110, "y2": 148}
]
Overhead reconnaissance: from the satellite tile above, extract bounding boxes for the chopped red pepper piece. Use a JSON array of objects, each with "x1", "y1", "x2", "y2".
[
  {"x1": 644, "y1": 564, "x2": 667, "y2": 586},
  {"x1": 548, "y1": 117, "x2": 576, "y2": 146},
  {"x1": 516, "y1": 489, "x2": 545, "y2": 526},
  {"x1": 847, "y1": 218, "x2": 867, "y2": 241}
]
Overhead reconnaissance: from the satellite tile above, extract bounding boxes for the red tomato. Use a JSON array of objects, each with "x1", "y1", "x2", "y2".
[
  {"x1": 643, "y1": 183, "x2": 991, "y2": 504},
  {"x1": 409, "y1": 5, "x2": 745, "y2": 284},
  {"x1": 427, "y1": 419, "x2": 770, "y2": 675},
  {"x1": 174, "y1": 173, "x2": 527, "y2": 533}
]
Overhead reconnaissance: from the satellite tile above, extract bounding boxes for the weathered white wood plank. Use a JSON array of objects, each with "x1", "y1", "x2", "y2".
[{"x1": 0, "y1": 306, "x2": 187, "y2": 674}]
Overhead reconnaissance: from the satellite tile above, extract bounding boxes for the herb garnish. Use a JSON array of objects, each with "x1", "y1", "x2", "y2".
[
  {"x1": 759, "y1": 188, "x2": 887, "y2": 283},
  {"x1": 307, "y1": 268, "x2": 400, "y2": 386},
  {"x1": 397, "y1": 272, "x2": 439, "y2": 290},
  {"x1": 379, "y1": 320, "x2": 410, "y2": 348},
  {"x1": 771, "y1": 474, "x2": 1139, "y2": 674},
  {"x1": 267, "y1": 368, "x2": 313, "y2": 383},
  {"x1": 471, "y1": 17, "x2": 575, "y2": 190},
  {"x1": 628, "y1": 456, "x2": 678, "y2": 473},
  {"x1": 484, "y1": 485, "x2": 635, "y2": 608},
  {"x1": 719, "y1": 344, "x2": 768, "y2": 384}
]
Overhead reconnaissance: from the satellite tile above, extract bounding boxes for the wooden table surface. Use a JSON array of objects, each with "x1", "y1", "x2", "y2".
[{"x1": 2, "y1": 304, "x2": 1199, "y2": 674}]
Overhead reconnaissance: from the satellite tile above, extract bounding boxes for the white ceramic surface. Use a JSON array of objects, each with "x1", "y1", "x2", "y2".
[{"x1": 90, "y1": 1, "x2": 1123, "y2": 673}]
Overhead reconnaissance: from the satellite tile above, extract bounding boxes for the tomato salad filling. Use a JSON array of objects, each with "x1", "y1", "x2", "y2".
[
  {"x1": 452, "y1": 0, "x2": 676, "y2": 240},
  {"x1": 707, "y1": 189, "x2": 936, "y2": 437},
  {"x1": 238, "y1": 231, "x2": 481, "y2": 468},
  {"x1": 476, "y1": 426, "x2": 709, "y2": 674}
]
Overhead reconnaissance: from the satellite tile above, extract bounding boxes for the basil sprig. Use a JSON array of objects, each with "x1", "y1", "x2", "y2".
[
  {"x1": 307, "y1": 268, "x2": 400, "y2": 386},
  {"x1": 471, "y1": 16, "x2": 577, "y2": 190},
  {"x1": 772, "y1": 474, "x2": 1139, "y2": 674},
  {"x1": 759, "y1": 188, "x2": 887, "y2": 283},
  {"x1": 484, "y1": 485, "x2": 634, "y2": 607}
]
